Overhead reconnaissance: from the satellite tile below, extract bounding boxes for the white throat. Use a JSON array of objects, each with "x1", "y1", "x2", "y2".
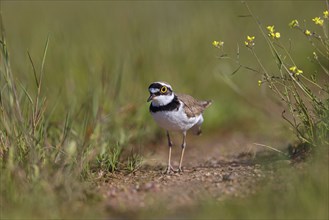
[{"x1": 151, "y1": 93, "x2": 175, "y2": 107}]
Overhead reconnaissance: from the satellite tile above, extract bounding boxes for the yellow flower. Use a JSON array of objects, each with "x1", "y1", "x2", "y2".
[
  {"x1": 269, "y1": 32, "x2": 280, "y2": 39},
  {"x1": 324, "y1": 10, "x2": 329, "y2": 19},
  {"x1": 312, "y1": 17, "x2": 324, "y2": 26},
  {"x1": 212, "y1": 40, "x2": 219, "y2": 47},
  {"x1": 267, "y1": 25, "x2": 275, "y2": 33},
  {"x1": 296, "y1": 69, "x2": 303, "y2": 75},
  {"x1": 212, "y1": 40, "x2": 224, "y2": 48},
  {"x1": 245, "y1": 35, "x2": 255, "y2": 48},
  {"x1": 275, "y1": 32, "x2": 281, "y2": 39},
  {"x1": 247, "y1": 35, "x2": 255, "y2": 41},
  {"x1": 289, "y1": 66, "x2": 303, "y2": 76},
  {"x1": 289, "y1": 19, "x2": 299, "y2": 28},
  {"x1": 289, "y1": 66, "x2": 297, "y2": 72},
  {"x1": 304, "y1": 30, "x2": 312, "y2": 36},
  {"x1": 313, "y1": 51, "x2": 318, "y2": 59},
  {"x1": 258, "y1": 80, "x2": 262, "y2": 87},
  {"x1": 267, "y1": 25, "x2": 280, "y2": 39}
]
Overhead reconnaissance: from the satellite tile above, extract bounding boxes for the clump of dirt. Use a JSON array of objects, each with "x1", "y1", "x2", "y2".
[
  {"x1": 100, "y1": 161, "x2": 268, "y2": 213},
  {"x1": 288, "y1": 142, "x2": 312, "y2": 162},
  {"x1": 96, "y1": 131, "x2": 289, "y2": 216}
]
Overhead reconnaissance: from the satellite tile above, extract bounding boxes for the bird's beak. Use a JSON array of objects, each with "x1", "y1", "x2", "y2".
[{"x1": 147, "y1": 94, "x2": 155, "y2": 102}]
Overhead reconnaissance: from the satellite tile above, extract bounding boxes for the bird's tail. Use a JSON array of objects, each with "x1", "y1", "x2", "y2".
[{"x1": 200, "y1": 100, "x2": 212, "y2": 109}]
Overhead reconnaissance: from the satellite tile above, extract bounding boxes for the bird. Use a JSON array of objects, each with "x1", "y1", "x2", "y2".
[{"x1": 147, "y1": 81, "x2": 212, "y2": 174}]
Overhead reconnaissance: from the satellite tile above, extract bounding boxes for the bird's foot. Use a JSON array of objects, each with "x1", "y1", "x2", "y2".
[
  {"x1": 177, "y1": 167, "x2": 184, "y2": 173},
  {"x1": 163, "y1": 165, "x2": 175, "y2": 174}
]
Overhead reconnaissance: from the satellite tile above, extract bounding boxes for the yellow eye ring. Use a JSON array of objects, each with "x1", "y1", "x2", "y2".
[{"x1": 160, "y1": 86, "x2": 168, "y2": 93}]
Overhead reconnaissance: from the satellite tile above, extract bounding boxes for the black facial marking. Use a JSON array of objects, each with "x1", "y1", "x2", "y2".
[
  {"x1": 149, "y1": 95, "x2": 180, "y2": 112},
  {"x1": 148, "y1": 83, "x2": 172, "y2": 94}
]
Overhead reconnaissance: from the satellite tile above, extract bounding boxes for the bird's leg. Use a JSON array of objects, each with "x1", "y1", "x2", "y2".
[
  {"x1": 164, "y1": 131, "x2": 175, "y2": 174},
  {"x1": 178, "y1": 131, "x2": 187, "y2": 173}
]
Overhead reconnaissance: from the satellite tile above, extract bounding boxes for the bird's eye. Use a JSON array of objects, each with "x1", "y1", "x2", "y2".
[{"x1": 160, "y1": 86, "x2": 168, "y2": 93}]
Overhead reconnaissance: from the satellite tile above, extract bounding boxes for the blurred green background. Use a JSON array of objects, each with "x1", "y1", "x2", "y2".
[
  {"x1": 2, "y1": 1, "x2": 325, "y2": 126},
  {"x1": 1, "y1": 1, "x2": 328, "y2": 219}
]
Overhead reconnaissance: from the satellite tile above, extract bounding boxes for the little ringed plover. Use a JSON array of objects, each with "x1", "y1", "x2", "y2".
[{"x1": 147, "y1": 81, "x2": 212, "y2": 174}]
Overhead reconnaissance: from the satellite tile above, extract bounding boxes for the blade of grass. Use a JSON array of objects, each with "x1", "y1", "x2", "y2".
[
  {"x1": 40, "y1": 35, "x2": 50, "y2": 87},
  {"x1": 253, "y1": 143, "x2": 287, "y2": 155},
  {"x1": 27, "y1": 51, "x2": 38, "y2": 88}
]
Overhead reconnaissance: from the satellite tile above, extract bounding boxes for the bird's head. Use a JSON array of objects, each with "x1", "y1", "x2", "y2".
[{"x1": 147, "y1": 81, "x2": 174, "y2": 106}]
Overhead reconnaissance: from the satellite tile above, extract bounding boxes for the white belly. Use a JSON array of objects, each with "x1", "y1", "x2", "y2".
[{"x1": 151, "y1": 106, "x2": 202, "y2": 132}]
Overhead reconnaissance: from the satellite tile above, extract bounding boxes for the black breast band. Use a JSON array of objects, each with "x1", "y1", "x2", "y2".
[{"x1": 149, "y1": 95, "x2": 180, "y2": 112}]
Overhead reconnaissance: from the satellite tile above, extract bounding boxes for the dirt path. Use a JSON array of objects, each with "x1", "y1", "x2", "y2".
[{"x1": 98, "y1": 130, "x2": 288, "y2": 216}]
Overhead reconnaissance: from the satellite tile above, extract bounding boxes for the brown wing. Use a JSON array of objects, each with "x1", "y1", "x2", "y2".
[{"x1": 176, "y1": 93, "x2": 212, "y2": 118}]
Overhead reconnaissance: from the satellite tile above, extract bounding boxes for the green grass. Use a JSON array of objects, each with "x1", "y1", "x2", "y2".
[{"x1": 0, "y1": 1, "x2": 328, "y2": 219}]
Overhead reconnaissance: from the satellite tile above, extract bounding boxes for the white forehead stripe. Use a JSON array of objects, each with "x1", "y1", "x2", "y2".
[
  {"x1": 149, "y1": 88, "x2": 160, "y2": 93},
  {"x1": 154, "y1": 81, "x2": 172, "y2": 90}
]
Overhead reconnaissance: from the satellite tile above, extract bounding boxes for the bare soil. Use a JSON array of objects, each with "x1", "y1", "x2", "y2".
[{"x1": 97, "y1": 130, "x2": 289, "y2": 216}]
